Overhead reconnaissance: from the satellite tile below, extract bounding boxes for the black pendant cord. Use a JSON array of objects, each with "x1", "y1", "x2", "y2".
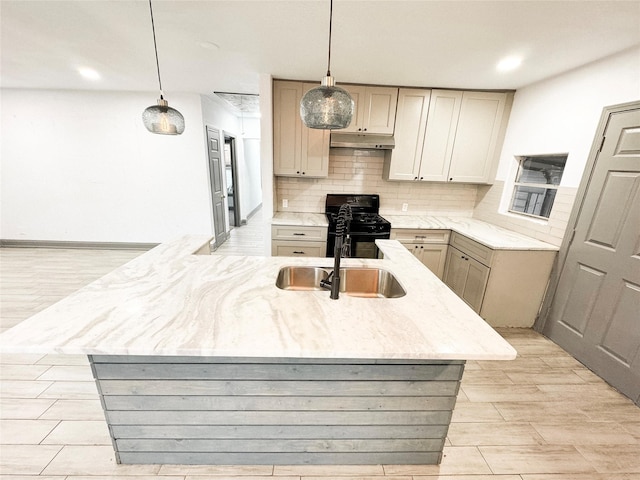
[
  {"x1": 148, "y1": 0, "x2": 164, "y2": 99},
  {"x1": 326, "y1": 0, "x2": 333, "y2": 77}
]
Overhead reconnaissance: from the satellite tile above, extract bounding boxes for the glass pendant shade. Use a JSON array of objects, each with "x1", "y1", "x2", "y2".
[
  {"x1": 300, "y1": 75, "x2": 354, "y2": 130},
  {"x1": 142, "y1": 98, "x2": 185, "y2": 135}
]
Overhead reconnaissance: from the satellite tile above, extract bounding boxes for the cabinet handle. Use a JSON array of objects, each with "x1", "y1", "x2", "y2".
[
  {"x1": 296, "y1": 171, "x2": 300, "y2": 174},
  {"x1": 302, "y1": 171, "x2": 306, "y2": 175},
  {"x1": 293, "y1": 251, "x2": 305, "y2": 254},
  {"x1": 414, "y1": 176, "x2": 418, "y2": 180},
  {"x1": 363, "y1": 128, "x2": 367, "y2": 131},
  {"x1": 358, "y1": 128, "x2": 362, "y2": 132},
  {"x1": 292, "y1": 233, "x2": 306, "y2": 236},
  {"x1": 420, "y1": 177, "x2": 424, "y2": 180},
  {"x1": 449, "y1": 177, "x2": 453, "y2": 181}
]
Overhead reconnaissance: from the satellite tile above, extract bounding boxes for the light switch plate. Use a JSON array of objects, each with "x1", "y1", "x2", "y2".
[
  {"x1": 282, "y1": 199, "x2": 288, "y2": 208},
  {"x1": 402, "y1": 203, "x2": 408, "y2": 212}
]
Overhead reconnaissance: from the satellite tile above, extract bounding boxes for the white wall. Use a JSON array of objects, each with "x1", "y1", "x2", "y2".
[
  {"x1": 238, "y1": 117, "x2": 262, "y2": 219},
  {"x1": 474, "y1": 47, "x2": 640, "y2": 245},
  {"x1": 495, "y1": 46, "x2": 640, "y2": 186},
  {"x1": 1, "y1": 89, "x2": 213, "y2": 243},
  {"x1": 259, "y1": 74, "x2": 274, "y2": 255}
]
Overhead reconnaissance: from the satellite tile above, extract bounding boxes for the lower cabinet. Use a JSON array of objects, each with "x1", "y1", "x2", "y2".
[
  {"x1": 443, "y1": 245, "x2": 490, "y2": 313},
  {"x1": 271, "y1": 225, "x2": 328, "y2": 257},
  {"x1": 404, "y1": 244, "x2": 448, "y2": 280},
  {"x1": 443, "y1": 232, "x2": 556, "y2": 328},
  {"x1": 391, "y1": 229, "x2": 449, "y2": 279}
]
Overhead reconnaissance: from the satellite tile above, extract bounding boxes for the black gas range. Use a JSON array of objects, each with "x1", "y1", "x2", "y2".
[{"x1": 325, "y1": 194, "x2": 391, "y2": 258}]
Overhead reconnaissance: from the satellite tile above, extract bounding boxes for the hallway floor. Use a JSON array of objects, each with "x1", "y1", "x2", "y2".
[{"x1": 1, "y1": 217, "x2": 639, "y2": 478}]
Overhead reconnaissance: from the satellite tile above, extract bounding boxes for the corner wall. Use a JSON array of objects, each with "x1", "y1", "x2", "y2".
[{"x1": 473, "y1": 47, "x2": 640, "y2": 246}]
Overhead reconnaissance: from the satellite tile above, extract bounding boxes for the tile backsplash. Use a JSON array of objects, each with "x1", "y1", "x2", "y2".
[{"x1": 276, "y1": 149, "x2": 478, "y2": 216}]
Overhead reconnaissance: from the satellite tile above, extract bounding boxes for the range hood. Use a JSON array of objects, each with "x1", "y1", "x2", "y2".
[{"x1": 330, "y1": 133, "x2": 395, "y2": 150}]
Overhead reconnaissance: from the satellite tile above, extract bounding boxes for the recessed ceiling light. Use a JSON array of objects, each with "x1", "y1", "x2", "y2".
[
  {"x1": 496, "y1": 56, "x2": 522, "y2": 72},
  {"x1": 78, "y1": 67, "x2": 101, "y2": 81}
]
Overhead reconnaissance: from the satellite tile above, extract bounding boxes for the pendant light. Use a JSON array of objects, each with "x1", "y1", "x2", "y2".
[
  {"x1": 300, "y1": 0, "x2": 353, "y2": 130},
  {"x1": 141, "y1": 0, "x2": 185, "y2": 135}
]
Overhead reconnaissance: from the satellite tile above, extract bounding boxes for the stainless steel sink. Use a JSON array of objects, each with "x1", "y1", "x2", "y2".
[{"x1": 275, "y1": 266, "x2": 406, "y2": 298}]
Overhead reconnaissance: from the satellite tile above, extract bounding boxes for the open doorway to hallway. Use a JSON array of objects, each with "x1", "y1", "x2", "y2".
[{"x1": 223, "y1": 134, "x2": 240, "y2": 229}]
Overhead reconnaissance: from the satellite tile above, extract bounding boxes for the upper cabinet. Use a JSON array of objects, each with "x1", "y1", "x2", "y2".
[
  {"x1": 383, "y1": 88, "x2": 432, "y2": 181},
  {"x1": 341, "y1": 85, "x2": 398, "y2": 134},
  {"x1": 273, "y1": 80, "x2": 330, "y2": 178},
  {"x1": 384, "y1": 89, "x2": 513, "y2": 184}
]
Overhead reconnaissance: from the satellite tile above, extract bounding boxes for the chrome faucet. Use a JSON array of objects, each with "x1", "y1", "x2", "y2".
[{"x1": 320, "y1": 203, "x2": 352, "y2": 299}]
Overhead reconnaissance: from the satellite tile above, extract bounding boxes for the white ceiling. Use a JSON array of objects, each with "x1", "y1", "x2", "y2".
[{"x1": 2, "y1": 0, "x2": 639, "y2": 99}]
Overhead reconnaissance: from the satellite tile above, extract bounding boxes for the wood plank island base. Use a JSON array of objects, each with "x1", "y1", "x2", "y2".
[
  {"x1": 90, "y1": 356, "x2": 464, "y2": 465},
  {"x1": 0, "y1": 236, "x2": 516, "y2": 466}
]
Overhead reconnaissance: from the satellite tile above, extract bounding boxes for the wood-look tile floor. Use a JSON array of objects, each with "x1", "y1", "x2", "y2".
[
  {"x1": 211, "y1": 207, "x2": 269, "y2": 257},
  {"x1": 1, "y1": 219, "x2": 639, "y2": 478}
]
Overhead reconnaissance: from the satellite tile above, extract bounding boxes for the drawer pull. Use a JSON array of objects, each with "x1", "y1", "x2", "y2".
[
  {"x1": 292, "y1": 233, "x2": 306, "y2": 236},
  {"x1": 293, "y1": 251, "x2": 305, "y2": 254}
]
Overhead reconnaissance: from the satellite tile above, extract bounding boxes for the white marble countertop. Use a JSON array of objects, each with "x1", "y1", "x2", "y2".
[
  {"x1": 271, "y1": 212, "x2": 328, "y2": 227},
  {"x1": 272, "y1": 212, "x2": 557, "y2": 251},
  {"x1": 385, "y1": 215, "x2": 558, "y2": 251},
  {"x1": 0, "y1": 236, "x2": 516, "y2": 361}
]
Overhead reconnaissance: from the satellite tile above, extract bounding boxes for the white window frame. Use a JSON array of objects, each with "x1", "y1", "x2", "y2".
[{"x1": 508, "y1": 154, "x2": 568, "y2": 220}]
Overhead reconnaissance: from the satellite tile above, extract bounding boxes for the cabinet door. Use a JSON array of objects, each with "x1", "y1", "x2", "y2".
[
  {"x1": 463, "y1": 256, "x2": 490, "y2": 312},
  {"x1": 448, "y1": 91, "x2": 507, "y2": 183},
  {"x1": 363, "y1": 86, "x2": 398, "y2": 134},
  {"x1": 273, "y1": 81, "x2": 303, "y2": 176},
  {"x1": 340, "y1": 85, "x2": 366, "y2": 133},
  {"x1": 385, "y1": 89, "x2": 430, "y2": 181},
  {"x1": 444, "y1": 246, "x2": 469, "y2": 297},
  {"x1": 341, "y1": 85, "x2": 398, "y2": 134},
  {"x1": 419, "y1": 90, "x2": 463, "y2": 182},
  {"x1": 444, "y1": 245, "x2": 490, "y2": 313},
  {"x1": 418, "y1": 244, "x2": 448, "y2": 280},
  {"x1": 301, "y1": 84, "x2": 330, "y2": 177},
  {"x1": 404, "y1": 243, "x2": 448, "y2": 280}
]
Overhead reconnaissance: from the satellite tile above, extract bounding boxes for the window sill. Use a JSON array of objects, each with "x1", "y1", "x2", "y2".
[{"x1": 499, "y1": 210, "x2": 550, "y2": 226}]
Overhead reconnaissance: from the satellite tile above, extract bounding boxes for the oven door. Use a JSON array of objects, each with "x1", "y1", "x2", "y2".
[{"x1": 326, "y1": 233, "x2": 389, "y2": 259}]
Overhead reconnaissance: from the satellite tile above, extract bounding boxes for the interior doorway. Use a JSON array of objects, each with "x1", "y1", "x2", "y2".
[
  {"x1": 224, "y1": 134, "x2": 241, "y2": 228},
  {"x1": 206, "y1": 126, "x2": 229, "y2": 249}
]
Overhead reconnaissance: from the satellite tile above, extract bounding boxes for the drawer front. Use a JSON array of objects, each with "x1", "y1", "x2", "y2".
[
  {"x1": 391, "y1": 229, "x2": 450, "y2": 244},
  {"x1": 449, "y1": 232, "x2": 493, "y2": 266},
  {"x1": 271, "y1": 241, "x2": 327, "y2": 257},
  {"x1": 271, "y1": 225, "x2": 328, "y2": 242}
]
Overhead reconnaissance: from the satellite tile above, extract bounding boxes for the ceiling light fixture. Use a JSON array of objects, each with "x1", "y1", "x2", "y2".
[
  {"x1": 141, "y1": 0, "x2": 185, "y2": 135},
  {"x1": 78, "y1": 67, "x2": 101, "y2": 81},
  {"x1": 299, "y1": 0, "x2": 353, "y2": 130},
  {"x1": 497, "y1": 55, "x2": 523, "y2": 72}
]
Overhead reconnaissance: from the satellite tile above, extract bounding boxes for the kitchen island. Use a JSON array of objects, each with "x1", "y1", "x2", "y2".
[{"x1": 0, "y1": 236, "x2": 516, "y2": 465}]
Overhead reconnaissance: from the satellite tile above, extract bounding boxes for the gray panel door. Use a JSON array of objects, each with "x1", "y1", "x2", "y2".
[
  {"x1": 542, "y1": 105, "x2": 640, "y2": 405},
  {"x1": 207, "y1": 127, "x2": 228, "y2": 249}
]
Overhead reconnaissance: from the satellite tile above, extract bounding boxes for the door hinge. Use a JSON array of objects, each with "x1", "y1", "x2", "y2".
[{"x1": 568, "y1": 228, "x2": 576, "y2": 246}]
